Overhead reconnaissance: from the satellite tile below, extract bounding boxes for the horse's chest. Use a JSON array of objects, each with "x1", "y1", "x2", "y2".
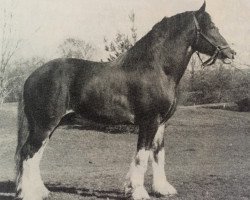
[
  {"x1": 159, "y1": 95, "x2": 177, "y2": 123},
  {"x1": 133, "y1": 77, "x2": 177, "y2": 119},
  {"x1": 154, "y1": 89, "x2": 177, "y2": 122}
]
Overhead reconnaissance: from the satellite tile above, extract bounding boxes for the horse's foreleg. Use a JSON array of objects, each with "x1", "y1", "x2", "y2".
[
  {"x1": 150, "y1": 124, "x2": 177, "y2": 196},
  {"x1": 16, "y1": 129, "x2": 51, "y2": 200},
  {"x1": 125, "y1": 149, "x2": 150, "y2": 200},
  {"x1": 125, "y1": 117, "x2": 159, "y2": 200}
]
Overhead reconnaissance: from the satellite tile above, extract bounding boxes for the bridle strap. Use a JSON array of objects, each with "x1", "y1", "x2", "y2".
[
  {"x1": 192, "y1": 13, "x2": 230, "y2": 67},
  {"x1": 193, "y1": 14, "x2": 201, "y2": 46}
]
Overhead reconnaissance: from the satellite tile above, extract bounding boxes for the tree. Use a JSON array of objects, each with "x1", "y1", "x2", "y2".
[
  {"x1": 5, "y1": 57, "x2": 45, "y2": 102},
  {"x1": 0, "y1": 6, "x2": 22, "y2": 107},
  {"x1": 104, "y1": 11, "x2": 137, "y2": 61},
  {"x1": 188, "y1": 54, "x2": 206, "y2": 90},
  {"x1": 58, "y1": 38, "x2": 95, "y2": 60}
]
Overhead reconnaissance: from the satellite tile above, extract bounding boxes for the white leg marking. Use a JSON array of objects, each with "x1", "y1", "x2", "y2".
[
  {"x1": 125, "y1": 149, "x2": 150, "y2": 200},
  {"x1": 16, "y1": 140, "x2": 49, "y2": 200},
  {"x1": 151, "y1": 125, "x2": 177, "y2": 196}
]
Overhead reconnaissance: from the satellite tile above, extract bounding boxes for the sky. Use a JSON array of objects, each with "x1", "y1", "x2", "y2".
[{"x1": 1, "y1": 0, "x2": 250, "y2": 65}]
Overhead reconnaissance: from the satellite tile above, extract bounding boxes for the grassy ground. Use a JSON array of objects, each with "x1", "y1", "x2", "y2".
[{"x1": 0, "y1": 103, "x2": 249, "y2": 200}]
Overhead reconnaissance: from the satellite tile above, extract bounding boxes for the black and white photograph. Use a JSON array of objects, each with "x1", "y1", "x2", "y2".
[{"x1": 0, "y1": 0, "x2": 249, "y2": 199}]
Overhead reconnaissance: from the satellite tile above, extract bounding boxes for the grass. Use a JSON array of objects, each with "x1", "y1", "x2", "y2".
[{"x1": 0, "y1": 103, "x2": 249, "y2": 200}]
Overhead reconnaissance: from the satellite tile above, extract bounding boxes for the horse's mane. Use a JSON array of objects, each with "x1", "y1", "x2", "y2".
[
  {"x1": 151, "y1": 11, "x2": 193, "y2": 39},
  {"x1": 117, "y1": 10, "x2": 212, "y2": 69},
  {"x1": 149, "y1": 10, "x2": 212, "y2": 41}
]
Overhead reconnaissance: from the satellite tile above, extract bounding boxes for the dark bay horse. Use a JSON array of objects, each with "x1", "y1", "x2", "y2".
[{"x1": 15, "y1": 2, "x2": 235, "y2": 200}]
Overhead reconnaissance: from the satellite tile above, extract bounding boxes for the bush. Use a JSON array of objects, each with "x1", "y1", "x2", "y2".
[{"x1": 180, "y1": 62, "x2": 250, "y2": 105}]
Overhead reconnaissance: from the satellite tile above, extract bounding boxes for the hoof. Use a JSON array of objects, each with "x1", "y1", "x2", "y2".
[
  {"x1": 41, "y1": 185, "x2": 50, "y2": 199},
  {"x1": 126, "y1": 186, "x2": 150, "y2": 200},
  {"x1": 153, "y1": 182, "x2": 177, "y2": 196},
  {"x1": 15, "y1": 194, "x2": 50, "y2": 200},
  {"x1": 15, "y1": 186, "x2": 50, "y2": 200}
]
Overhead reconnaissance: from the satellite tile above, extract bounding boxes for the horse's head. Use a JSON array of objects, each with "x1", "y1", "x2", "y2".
[{"x1": 192, "y1": 2, "x2": 236, "y2": 66}]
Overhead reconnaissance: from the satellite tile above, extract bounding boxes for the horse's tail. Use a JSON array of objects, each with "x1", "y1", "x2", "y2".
[{"x1": 15, "y1": 92, "x2": 29, "y2": 177}]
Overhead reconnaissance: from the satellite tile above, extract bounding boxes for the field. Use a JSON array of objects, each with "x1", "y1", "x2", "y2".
[{"x1": 0, "y1": 103, "x2": 249, "y2": 200}]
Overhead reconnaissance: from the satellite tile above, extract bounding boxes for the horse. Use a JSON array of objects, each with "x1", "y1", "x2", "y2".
[{"x1": 15, "y1": 2, "x2": 236, "y2": 200}]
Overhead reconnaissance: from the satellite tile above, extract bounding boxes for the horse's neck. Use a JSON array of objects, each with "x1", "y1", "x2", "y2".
[
  {"x1": 122, "y1": 22, "x2": 194, "y2": 84},
  {"x1": 149, "y1": 28, "x2": 194, "y2": 83},
  {"x1": 153, "y1": 38, "x2": 194, "y2": 83}
]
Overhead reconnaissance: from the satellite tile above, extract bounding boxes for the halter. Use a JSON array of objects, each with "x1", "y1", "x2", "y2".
[{"x1": 193, "y1": 13, "x2": 230, "y2": 67}]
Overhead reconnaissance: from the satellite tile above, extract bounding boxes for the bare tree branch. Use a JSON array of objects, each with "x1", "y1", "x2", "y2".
[
  {"x1": 58, "y1": 38, "x2": 95, "y2": 60},
  {"x1": 0, "y1": 4, "x2": 22, "y2": 106},
  {"x1": 104, "y1": 11, "x2": 137, "y2": 61}
]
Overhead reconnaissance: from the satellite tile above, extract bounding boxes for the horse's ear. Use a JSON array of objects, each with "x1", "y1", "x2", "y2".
[{"x1": 197, "y1": 1, "x2": 206, "y2": 14}]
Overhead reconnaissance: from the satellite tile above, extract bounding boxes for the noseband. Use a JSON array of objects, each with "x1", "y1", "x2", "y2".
[{"x1": 193, "y1": 13, "x2": 229, "y2": 66}]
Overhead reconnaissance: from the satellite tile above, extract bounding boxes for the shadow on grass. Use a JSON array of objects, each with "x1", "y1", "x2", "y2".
[
  {"x1": 59, "y1": 112, "x2": 138, "y2": 134},
  {"x1": 0, "y1": 181, "x2": 127, "y2": 200},
  {"x1": 0, "y1": 181, "x2": 15, "y2": 200},
  {"x1": 0, "y1": 196, "x2": 13, "y2": 200},
  {"x1": 63, "y1": 124, "x2": 138, "y2": 134},
  {"x1": 47, "y1": 183, "x2": 127, "y2": 199}
]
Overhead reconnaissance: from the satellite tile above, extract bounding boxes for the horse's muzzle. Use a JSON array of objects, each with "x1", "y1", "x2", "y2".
[
  {"x1": 220, "y1": 48, "x2": 236, "y2": 60},
  {"x1": 219, "y1": 48, "x2": 236, "y2": 64}
]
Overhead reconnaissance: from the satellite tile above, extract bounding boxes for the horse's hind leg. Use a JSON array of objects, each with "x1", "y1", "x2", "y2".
[
  {"x1": 15, "y1": 124, "x2": 56, "y2": 200},
  {"x1": 150, "y1": 124, "x2": 177, "y2": 196}
]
